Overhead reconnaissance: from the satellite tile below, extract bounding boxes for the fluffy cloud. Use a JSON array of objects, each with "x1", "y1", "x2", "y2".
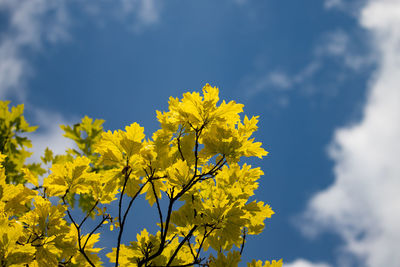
[
  {"x1": 244, "y1": 26, "x2": 372, "y2": 107},
  {"x1": 0, "y1": 41, "x2": 25, "y2": 99},
  {"x1": 0, "y1": 0, "x2": 74, "y2": 162},
  {"x1": 303, "y1": 0, "x2": 400, "y2": 266},
  {"x1": 120, "y1": 0, "x2": 160, "y2": 30},
  {"x1": 0, "y1": 0, "x2": 161, "y2": 99},
  {"x1": 285, "y1": 259, "x2": 331, "y2": 267},
  {"x1": 0, "y1": 0, "x2": 69, "y2": 99},
  {"x1": 316, "y1": 30, "x2": 374, "y2": 71},
  {"x1": 0, "y1": 0, "x2": 161, "y2": 161},
  {"x1": 324, "y1": 0, "x2": 365, "y2": 14},
  {"x1": 82, "y1": 0, "x2": 161, "y2": 32},
  {"x1": 26, "y1": 108, "x2": 76, "y2": 164},
  {"x1": 244, "y1": 61, "x2": 320, "y2": 106}
]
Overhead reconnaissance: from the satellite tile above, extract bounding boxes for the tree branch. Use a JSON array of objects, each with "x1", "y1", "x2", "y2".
[
  {"x1": 83, "y1": 214, "x2": 110, "y2": 250},
  {"x1": 115, "y1": 163, "x2": 131, "y2": 267},
  {"x1": 195, "y1": 224, "x2": 218, "y2": 263},
  {"x1": 166, "y1": 225, "x2": 198, "y2": 266},
  {"x1": 79, "y1": 200, "x2": 99, "y2": 227},
  {"x1": 240, "y1": 227, "x2": 247, "y2": 255},
  {"x1": 62, "y1": 194, "x2": 96, "y2": 267},
  {"x1": 150, "y1": 179, "x2": 164, "y2": 237},
  {"x1": 138, "y1": 196, "x2": 176, "y2": 266},
  {"x1": 115, "y1": 177, "x2": 149, "y2": 266},
  {"x1": 176, "y1": 127, "x2": 185, "y2": 161}
]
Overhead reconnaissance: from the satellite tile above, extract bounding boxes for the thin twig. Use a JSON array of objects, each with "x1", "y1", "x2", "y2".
[
  {"x1": 115, "y1": 178, "x2": 149, "y2": 266},
  {"x1": 83, "y1": 214, "x2": 110, "y2": 249},
  {"x1": 63, "y1": 195, "x2": 96, "y2": 267},
  {"x1": 115, "y1": 164, "x2": 131, "y2": 266},
  {"x1": 80, "y1": 200, "x2": 99, "y2": 227},
  {"x1": 195, "y1": 224, "x2": 218, "y2": 262},
  {"x1": 166, "y1": 225, "x2": 198, "y2": 266},
  {"x1": 138, "y1": 196, "x2": 176, "y2": 266},
  {"x1": 240, "y1": 227, "x2": 247, "y2": 255},
  {"x1": 186, "y1": 238, "x2": 197, "y2": 260},
  {"x1": 176, "y1": 127, "x2": 185, "y2": 161},
  {"x1": 150, "y1": 179, "x2": 164, "y2": 237}
]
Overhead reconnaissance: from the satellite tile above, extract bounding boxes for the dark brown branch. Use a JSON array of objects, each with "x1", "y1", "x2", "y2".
[
  {"x1": 239, "y1": 227, "x2": 247, "y2": 255},
  {"x1": 83, "y1": 214, "x2": 110, "y2": 250},
  {"x1": 176, "y1": 155, "x2": 226, "y2": 202},
  {"x1": 193, "y1": 125, "x2": 205, "y2": 178},
  {"x1": 150, "y1": 179, "x2": 164, "y2": 237},
  {"x1": 195, "y1": 225, "x2": 218, "y2": 263},
  {"x1": 115, "y1": 178, "x2": 149, "y2": 266},
  {"x1": 186, "y1": 237, "x2": 197, "y2": 261},
  {"x1": 118, "y1": 165, "x2": 131, "y2": 226},
  {"x1": 166, "y1": 225, "x2": 198, "y2": 266},
  {"x1": 138, "y1": 196, "x2": 176, "y2": 266},
  {"x1": 166, "y1": 234, "x2": 178, "y2": 246},
  {"x1": 138, "y1": 122, "x2": 222, "y2": 267},
  {"x1": 62, "y1": 195, "x2": 96, "y2": 267},
  {"x1": 115, "y1": 163, "x2": 131, "y2": 267},
  {"x1": 176, "y1": 127, "x2": 185, "y2": 161},
  {"x1": 79, "y1": 200, "x2": 99, "y2": 227}
]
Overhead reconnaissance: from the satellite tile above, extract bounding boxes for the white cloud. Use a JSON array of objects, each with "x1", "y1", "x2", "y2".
[
  {"x1": 251, "y1": 71, "x2": 293, "y2": 94},
  {"x1": 0, "y1": 0, "x2": 162, "y2": 99},
  {"x1": 26, "y1": 108, "x2": 76, "y2": 164},
  {"x1": 285, "y1": 259, "x2": 331, "y2": 267},
  {"x1": 302, "y1": 0, "x2": 400, "y2": 266},
  {"x1": 268, "y1": 72, "x2": 293, "y2": 89},
  {"x1": 293, "y1": 61, "x2": 321, "y2": 84},
  {"x1": 244, "y1": 61, "x2": 320, "y2": 106},
  {"x1": 324, "y1": 0, "x2": 343, "y2": 9},
  {"x1": 324, "y1": 0, "x2": 365, "y2": 15},
  {"x1": 323, "y1": 30, "x2": 349, "y2": 56},
  {"x1": 316, "y1": 29, "x2": 374, "y2": 71},
  {"x1": 0, "y1": 0, "x2": 69, "y2": 99},
  {"x1": 120, "y1": 0, "x2": 160, "y2": 32},
  {"x1": 244, "y1": 28, "x2": 372, "y2": 105},
  {"x1": 82, "y1": 0, "x2": 161, "y2": 32},
  {"x1": 244, "y1": 70, "x2": 293, "y2": 107},
  {"x1": 0, "y1": 41, "x2": 25, "y2": 99},
  {"x1": 135, "y1": 0, "x2": 159, "y2": 25},
  {"x1": 0, "y1": 0, "x2": 162, "y2": 161}
]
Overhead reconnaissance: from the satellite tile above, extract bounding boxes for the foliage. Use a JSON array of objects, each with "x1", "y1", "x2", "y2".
[
  {"x1": 0, "y1": 101, "x2": 41, "y2": 184},
  {"x1": 0, "y1": 84, "x2": 282, "y2": 266}
]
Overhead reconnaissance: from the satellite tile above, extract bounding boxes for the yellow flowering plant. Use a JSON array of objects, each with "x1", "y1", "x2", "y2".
[{"x1": 0, "y1": 84, "x2": 282, "y2": 266}]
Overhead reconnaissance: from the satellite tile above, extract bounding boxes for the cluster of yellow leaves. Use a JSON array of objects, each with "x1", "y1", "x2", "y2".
[
  {"x1": 95, "y1": 85, "x2": 280, "y2": 266},
  {"x1": 0, "y1": 85, "x2": 282, "y2": 266},
  {"x1": 248, "y1": 259, "x2": 283, "y2": 267},
  {"x1": 43, "y1": 156, "x2": 118, "y2": 204},
  {"x1": 0, "y1": 101, "x2": 41, "y2": 184},
  {"x1": 0, "y1": 154, "x2": 102, "y2": 266},
  {"x1": 157, "y1": 84, "x2": 267, "y2": 164},
  {"x1": 107, "y1": 229, "x2": 193, "y2": 266},
  {"x1": 0, "y1": 104, "x2": 105, "y2": 266}
]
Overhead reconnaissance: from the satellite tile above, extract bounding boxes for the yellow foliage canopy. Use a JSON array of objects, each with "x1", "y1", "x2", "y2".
[{"x1": 0, "y1": 84, "x2": 281, "y2": 266}]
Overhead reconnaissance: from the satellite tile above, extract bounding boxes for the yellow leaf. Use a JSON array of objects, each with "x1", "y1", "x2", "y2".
[
  {"x1": 247, "y1": 259, "x2": 283, "y2": 267},
  {"x1": 22, "y1": 167, "x2": 39, "y2": 187},
  {"x1": 167, "y1": 159, "x2": 191, "y2": 187}
]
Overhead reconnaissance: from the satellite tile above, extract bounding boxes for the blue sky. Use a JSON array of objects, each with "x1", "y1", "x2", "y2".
[{"x1": 1, "y1": 0, "x2": 400, "y2": 266}]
